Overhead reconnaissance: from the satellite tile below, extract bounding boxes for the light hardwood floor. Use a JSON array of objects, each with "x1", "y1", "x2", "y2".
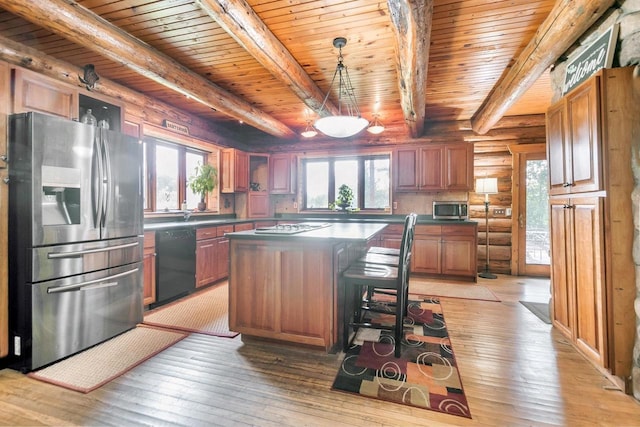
[{"x1": 0, "y1": 275, "x2": 639, "y2": 426}]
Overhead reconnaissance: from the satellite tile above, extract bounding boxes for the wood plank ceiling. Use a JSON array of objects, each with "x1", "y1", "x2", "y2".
[{"x1": 0, "y1": 0, "x2": 612, "y2": 148}]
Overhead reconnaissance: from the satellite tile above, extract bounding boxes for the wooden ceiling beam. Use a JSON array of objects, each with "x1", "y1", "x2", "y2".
[
  {"x1": 387, "y1": 0, "x2": 433, "y2": 138},
  {"x1": 0, "y1": 0, "x2": 297, "y2": 139},
  {"x1": 195, "y1": 0, "x2": 338, "y2": 118},
  {"x1": 0, "y1": 34, "x2": 245, "y2": 147},
  {"x1": 471, "y1": 0, "x2": 615, "y2": 135}
]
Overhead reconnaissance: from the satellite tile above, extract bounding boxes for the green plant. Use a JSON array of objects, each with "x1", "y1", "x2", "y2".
[
  {"x1": 330, "y1": 184, "x2": 354, "y2": 210},
  {"x1": 188, "y1": 163, "x2": 218, "y2": 201}
]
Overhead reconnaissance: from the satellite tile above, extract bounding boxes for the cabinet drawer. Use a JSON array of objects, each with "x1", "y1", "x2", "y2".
[
  {"x1": 415, "y1": 225, "x2": 441, "y2": 235},
  {"x1": 442, "y1": 224, "x2": 476, "y2": 236},
  {"x1": 143, "y1": 231, "x2": 155, "y2": 249},
  {"x1": 234, "y1": 222, "x2": 254, "y2": 232},
  {"x1": 217, "y1": 225, "x2": 234, "y2": 237},
  {"x1": 196, "y1": 227, "x2": 217, "y2": 240}
]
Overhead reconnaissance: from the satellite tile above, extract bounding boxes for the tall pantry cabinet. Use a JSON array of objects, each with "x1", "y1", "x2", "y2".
[{"x1": 546, "y1": 66, "x2": 638, "y2": 392}]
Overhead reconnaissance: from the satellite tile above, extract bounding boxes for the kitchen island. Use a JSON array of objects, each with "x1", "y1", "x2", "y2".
[{"x1": 226, "y1": 222, "x2": 387, "y2": 351}]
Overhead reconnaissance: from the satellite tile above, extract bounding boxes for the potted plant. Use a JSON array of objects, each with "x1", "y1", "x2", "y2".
[
  {"x1": 188, "y1": 163, "x2": 218, "y2": 211},
  {"x1": 330, "y1": 184, "x2": 354, "y2": 211}
]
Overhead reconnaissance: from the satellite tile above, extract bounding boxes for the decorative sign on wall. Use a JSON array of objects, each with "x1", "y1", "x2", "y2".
[
  {"x1": 162, "y1": 119, "x2": 190, "y2": 135},
  {"x1": 562, "y1": 24, "x2": 619, "y2": 95}
]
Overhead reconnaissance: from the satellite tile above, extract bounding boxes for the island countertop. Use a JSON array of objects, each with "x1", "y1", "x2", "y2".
[{"x1": 225, "y1": 222, "x2": 387, "y2": 242}]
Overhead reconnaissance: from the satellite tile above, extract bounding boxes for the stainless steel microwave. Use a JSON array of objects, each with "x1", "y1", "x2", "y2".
[{"x1": 433, "y1": 201, "x2": 468, "y2": 220}]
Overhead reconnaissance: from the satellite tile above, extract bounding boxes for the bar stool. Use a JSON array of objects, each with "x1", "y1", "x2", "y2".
[{"x1": 341, "y1": 213, "x2": 416, "y2": 357}]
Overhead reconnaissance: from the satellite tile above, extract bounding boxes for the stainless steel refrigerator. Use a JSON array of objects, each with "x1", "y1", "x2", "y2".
[{"x1": 7, "y1": 112, "x2": 144, "y2": 371}]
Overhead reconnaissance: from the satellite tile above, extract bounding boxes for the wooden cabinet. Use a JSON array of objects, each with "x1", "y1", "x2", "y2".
[
  {"x1": 411, "y1": 224, "x2": 477, "y2": 280},
  {"x1": 12, "y1": 67, "x2": 78, "y2": 119},
  {"x1": 546, "y1": 67, "x2": 638, "y2": 390},
  {"x1": 248, "y1": 192, "x2": 269, "y2": 217},
  {"x1": 195, "y1": 225, "x2": 233, "y2": 287},
  {"x1": 229, "y1": 238, "x2": 350, "y2": 350},
  {"x1": 143, "y1": 232, "x2": 156, "y2": 306},
  {"x1": 549, "y1": 198, "x2": 606, "y2": 367},
  {"x1": 394, "y1": 143, "x2": 474, "y2": 192},
  {"x1": 547, "y1": 76, "x2": 601, "y2": 195},
  {"x1": 221, "y1": 148, "x2": 249, "y2": 193},
  {"x1": 269, "y1": 153, "x2": 296, "y2": 194}
]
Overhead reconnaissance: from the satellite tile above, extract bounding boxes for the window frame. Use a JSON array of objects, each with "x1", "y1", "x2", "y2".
[
  {"x1": 143, "y1": 136, "x2": 207, "y2": 212},
  {"x1": 302, "y1": 154, "x2": 390, "y2": 211}
]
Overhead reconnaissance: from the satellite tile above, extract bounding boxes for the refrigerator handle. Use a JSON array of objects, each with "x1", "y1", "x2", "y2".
[
  {"x1": 102, "y1": 131, "x2": 112, "y2": 225},
  {"x1": 93, "y1": 133, "x2": 104, "y2": 228},
  {"x1": 46, "y1": 268, "x2": 139, "y2": 294}
]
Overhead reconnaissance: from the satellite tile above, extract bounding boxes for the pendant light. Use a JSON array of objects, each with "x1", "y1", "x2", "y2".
[
  {"x1": 367, "y1": 115, "x2": 385, "y2": 134},
  {"x1": 313, "y1": 37, "x2": 369, "y2": 138},
  {"x1": 301, "y1": 120, "x2": 318, "y2": 138}
]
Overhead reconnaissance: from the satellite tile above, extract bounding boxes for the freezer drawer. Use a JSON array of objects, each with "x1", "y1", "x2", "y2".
[
  {"x1": 25, "y1": 263, "x2": 143, "y2": 370},
  {"x1": 30, "y1": 236, "x2": 143, "y2": 283}
]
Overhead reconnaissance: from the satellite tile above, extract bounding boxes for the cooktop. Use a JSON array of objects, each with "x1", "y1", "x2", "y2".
[{"x1": 254, "y1": 222, "x2": 331, "y2": 235}]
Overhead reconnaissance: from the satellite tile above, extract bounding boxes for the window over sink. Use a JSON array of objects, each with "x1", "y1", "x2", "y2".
[{"x1": 302, "y1": 154, "x2": 390, "y2": 210}]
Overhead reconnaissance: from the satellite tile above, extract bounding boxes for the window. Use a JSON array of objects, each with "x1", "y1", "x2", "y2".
[
  {"x1": 302, "y1": 155, "x2": 390, "y2": 210},
  {"x1": 143, "y1": 137, "x2": 207, "y2": 212}
]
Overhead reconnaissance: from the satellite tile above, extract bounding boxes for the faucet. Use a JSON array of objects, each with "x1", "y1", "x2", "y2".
[{"x1": 183, "y1": 210, "x2": 192, "y2": 222}]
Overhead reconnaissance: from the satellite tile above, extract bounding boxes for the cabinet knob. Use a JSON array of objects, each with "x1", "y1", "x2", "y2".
[{"x1": 0, "y1": 155, "x2": 7, "y2": 163}]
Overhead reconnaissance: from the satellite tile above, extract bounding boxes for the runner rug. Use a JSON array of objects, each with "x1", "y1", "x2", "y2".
[
  {"x1": 332, "y1": 296, "x2": 471, "y2": 419},
  {"x1": 143, "y1": 283, "x2": 238, "y2": 338},
  {"x1": 410, "y1": 278, "x2": 500, "y2": 302},
  {"x1": 28, "y1": 326, "x2": 187, "y2": 393}
]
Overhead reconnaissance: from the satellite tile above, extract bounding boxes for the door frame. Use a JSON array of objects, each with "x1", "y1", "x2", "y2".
[{"x1": 508, "y1": 143, "x2": 549, "y2": 276}]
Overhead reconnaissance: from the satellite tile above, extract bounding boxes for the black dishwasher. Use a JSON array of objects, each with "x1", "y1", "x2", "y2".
[{"x1": 155, "y1": 228, "x2": 196, "y2": 306}]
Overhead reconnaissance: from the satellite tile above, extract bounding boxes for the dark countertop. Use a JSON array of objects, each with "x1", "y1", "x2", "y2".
[
  {"x1": 227, "y1": 222, "x2": 387, "y2": 242},
  {"x1": 143, "y1": 213, "x2": 476, "y2": 232}
]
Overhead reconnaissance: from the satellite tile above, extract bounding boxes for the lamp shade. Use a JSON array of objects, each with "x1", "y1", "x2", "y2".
[
  {"x1": 475, "y1": 177, "x2": 498, "y2": 194},
  {"x1": 314, "y1": 115, "x2": 369, "y2": 138}
]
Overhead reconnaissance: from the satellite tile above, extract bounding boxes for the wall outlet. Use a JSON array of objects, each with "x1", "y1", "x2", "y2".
[
  {"x1": 494, "y1": 208, "x2": 506, "y2": 216},
  {"x1": 293, "y1": 201, "x2": 298, "y2": 209},
  {"x1": 392, "y1": 201, "x2": 398, "y2": 210}
]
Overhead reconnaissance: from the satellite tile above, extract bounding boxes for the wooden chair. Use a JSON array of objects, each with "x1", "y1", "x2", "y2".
[{"x1": 341, "y1": 213, "x2": 416, "y2": 357}]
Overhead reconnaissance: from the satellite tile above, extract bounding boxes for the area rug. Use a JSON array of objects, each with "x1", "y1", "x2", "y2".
[
  {"x1": 28, "y1": 326, "x2": 187, "y2": 393},
  {"x1": 410, "y1": 278, "x2": 500, "y2": 302},
  {"x1": 520, "y1": 301, "x2": 551, "y2": 324},
  {"x1": 143, "y1": 283, "x2": 238, "y2": 337},
  {"x1": 333, "y1": 297, "x2": 471, "y2": 419}
]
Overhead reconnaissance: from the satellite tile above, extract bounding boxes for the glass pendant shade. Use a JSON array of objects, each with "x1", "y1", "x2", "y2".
[
  {"x1": 301, "y1": 122, "x2": 318, "y2": 138},
  {"x1": 367, "y1": 116, "x2": 385, "y2": 134},
  {"x1": 314, "y1": 115, "x2": 368, "y2": 138}
]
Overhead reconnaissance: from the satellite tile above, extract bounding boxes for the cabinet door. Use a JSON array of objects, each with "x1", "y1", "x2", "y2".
[
  {"x1": 566, "y1": 78, "x2": 601, "y2": 193},
  {"x1": 420, "y1": 146, "x2": 444, "y2": 190},
  {"x1": 248, "y1": 192, "x2": 270, "y2": 217},
  {"x1": 445, "y1": 144, "x2": 473, "y2": 190},
  {"x1": 549, "y1": 199, "x2": 573, "y2": 337},
  {"x1": 572, "y1": 198, "x2": 606, "y2": 367},
  {"x1": 143, "y1": 247, "x2": 156, "y2": 306},
  {"x1": 221, "y1": 149, "x2": 249, "y2": 193},
  {"x1": 394, "y1": 148, "x2": 420, "y2": 191},
  {"x1": 412, "y1": 236, "x2": 441, "y2": 274},
  {"x1": 547, "y1": 101, "x2": 569, "y2": 195},
  {"x1": 12, "y1": 68, "x2": 78, "y2": 119},
  {"x1": 215, "y1": 237, "x2": 229, "y2": 280},
  {"x1": 441, "y1": 236, "x2": 476, "y2": 277},
  {"x1": 269, "y1": 153, "x2": 295, "y2": 194},
  {"x1": 196, "y1": 238, "x2": 217, "y2": 287}
]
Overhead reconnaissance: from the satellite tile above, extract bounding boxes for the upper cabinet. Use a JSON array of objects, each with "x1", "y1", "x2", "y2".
[
  {"x1": 269, "y1": 153, "x2": 297, "y2": 194},
  {"x1": 11, "y1": 66, "x2": 124, "y2": 132},
  {"x1": 394, "y1": 143, "x2": 474, "y2": 192},
  {"x1": 547, "y1": 75, "x2": 601, "y2": 195},
  {"x1": 12, "y1": 68, "x2": 78, "y2": 119},
  {"x1": 221, "y1": 148, "x2": 249, "y2": 193}
]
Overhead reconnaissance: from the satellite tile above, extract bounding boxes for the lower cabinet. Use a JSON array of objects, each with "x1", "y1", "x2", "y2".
[
  {"x1": 550, "y1": 197, "x2": 606, "y2": 367},
  {"x1": 411, "y1": 224, "x2": 477, "y2": 281},
  {"x1": 195, "y1": 224, "x2": 234, "y2": 287},
  {"x1": 143, "y1": 231, "x2": 156, "y2": 306}
]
